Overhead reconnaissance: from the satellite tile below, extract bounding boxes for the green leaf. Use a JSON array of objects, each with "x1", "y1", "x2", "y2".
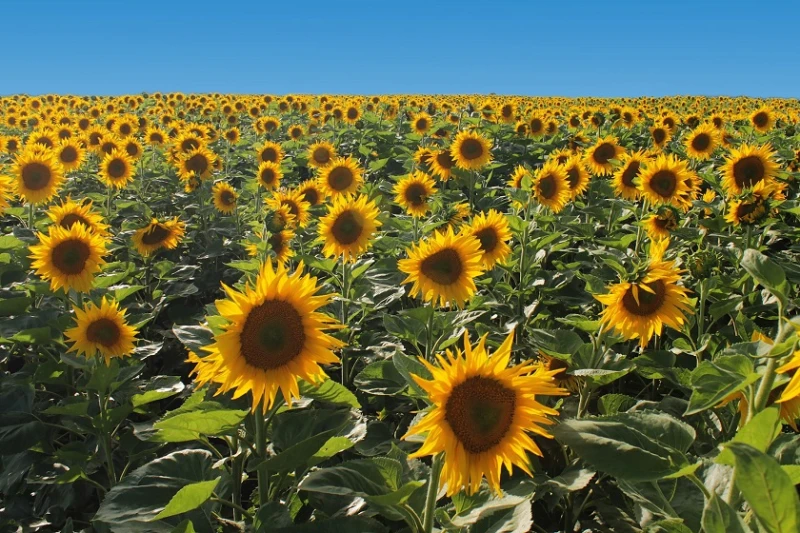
[
  {"x1": 552, "y1": 411, "x2": 694, "y2": 482},
  {"x1": 723, "y1": 442, "x2": 800, "y2": 533},
  {"x1": 0, "y1": 296, "x2": 31, "y2": 316},
  {"x1": 271, "y1": 517, "x2": 388, "y2": 533},
  {"x1": 152, "y1": 478, "x2": 220, "y2": 521},
  {"x1": 132, "y1": 376, "x2": 186, "y2": 408},
  {"x1": 354, "y1": 360, "x2": 406, "y2": 396},
  {"x1": 685, "y1": 356, "x2": 759, "y2": 415},
  {"x1": 701, "y1": 493, "x2": 750, "y2": 533},
  {"x1": 172, "y1": 325, "x2": 214, "y2": 353},
  {"x1": 392, "y1": 350, "x2": 431, "y2": 397},
  {"x1": 170, "y1": 520, "x2": 196, "y2": 533},
  {"x1": 94, "y1": 449, "x2": 219, "y2": 533},
  {"x1": 717, "y1": 406, "x2": 781, "y2": 466},
  {"x1": 152, "y1": 406, "x2": 247, "y2": 442},
  {"x1": 249, "y1": 427, "x2": 342, "y2": 473},
  {"x1": 741, "y1": 248, "x2": 788, "y2": 309},
  {"x1": 300, "y1": 379, "x2": 360, "y2": 408},
  {"x1": 782, "y1": 465, "x2": 800, "y2": 485},
  {"x1": 10, "y1": 327, "x2": 52, "y2": 344}
]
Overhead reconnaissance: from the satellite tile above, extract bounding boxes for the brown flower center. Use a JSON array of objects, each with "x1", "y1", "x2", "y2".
[
  {"x1": 592, "y1": 142, "x2": 616, "y2": 164},
  {"x1": 331, "y1": 210, "x2": 364, "y2": 245},
  {"x1": 445, "y1": 376, "x2": 516, "y2": 454},
  {"x1": 404, "y1": 183, "x2": 428, "y2": 206},
  {"x1": 652, "y1": 128, "x2": 667, "y2": 145},
  {"x1": 460, "y1": 138, "x2": 484, "y2": 160},
  {"x1": 691, "y1": 133, "x2": 711, "y2": 152},
  {"x1": 60, "y1": 213, "x2": 90, "y2": 229},
  {"x1": 622, "y1": 280, "x2": 666, "y2": 316},
  {"x1": 185, "y1": 153, "x2": 209, "y2": 176},
  {"x1": 141, "y1": 224, "x2": 171, "y2": 245},
  {"x1": 60, "y1": 146, "x2": 78, "y2": 164},
  {"x1": 649, "y1": 170, "x2": 677, "y2": 198},
  {"x1": 260, "y1": 147, "x2": 278, "y2": 163},
  {"x1": 22, "y1": 162, "x2": 52, "y2": 191},
  {"x1": 733, "y1": 156, "x2": 765, "y2": 189},
  {"x1": 86, "y1": 318, "x2": 121, "y2": 347},
  {"x1": 328, "y1": 166, "x2": 354, "y2": 191},
  {"x1": 538, "y1": 173, "x2": 557, "y2": 199},
  {"x1": 51, "y1": 239, "x2": 91, "y2": 275},
  {"x1": 753, "y1": 112, "x2": 769, "y2": 128},
  {"x1": 107, "y1": 158, "x2": 127, "y2": 179},
  {"x1": 474, "y1": 227, "x2": 498, "y2": 253},
  {"x1": 239, "y1": 300, "x2": 305, "y2": 370},
  {"x1": 420, "y1": 248, "x2": 463, "y2": 285}
]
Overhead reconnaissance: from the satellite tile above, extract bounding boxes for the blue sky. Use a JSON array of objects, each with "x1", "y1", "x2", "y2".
[{"x1": 2, "y1": 0, "x2": 798, "y2": 97}]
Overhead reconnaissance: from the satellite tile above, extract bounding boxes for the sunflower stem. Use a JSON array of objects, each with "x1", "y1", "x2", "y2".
[
  {"x1": 696, "y1": 278, "x2": 709, "y2": 361},
  {"x1": 425, "y1": 306, "x2": 436, "y2": 361},
  {"x1": 253, "y1": 401, "x2": 269, "y2": 506},
  {"x1": 98, "y1": 388, "x2": 117, "y2": 487},
  {"x1": 340, "y1": 259, "x2": 350, "y2": 386},
  {"x1": 27, "y1": 202, "x2": 35, "y2": 229},
  {"x1": 752, "y1": 319, "x2": 792, "y2": 417},
  {"x1": 422, "y1": 454, "x2": 443, "y2": 533}
]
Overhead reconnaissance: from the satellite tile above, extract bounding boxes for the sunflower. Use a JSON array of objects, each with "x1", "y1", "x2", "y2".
[
  {"x1": 404, "y1": 329, "x2": 567, "y2": 495},
  {"x1": 288, "y1": 125, "x2": 304, "y2": 141},
  {"x1": 146, "y1": 127, "x2": 167, "y2": 147},
  {"x1": 649, "y1": 126, "x2": 672, "y2": 149},
  {"x1": 318, "y1": 156, "x2": 363, "y2": 197},
  {"x1": 307, "y1": 141, "x2": 336, "y2": 168},
  {"x1": 65, "y1": 297, "x2": 139, "y2": 365},
  {"x1": 12, "y1": 147, "x2": 65, "y2": 204},
  {"x1": 47, "y1": 197, "x2": 110, "y2": 237},
  {"x1": 55, "y1": 138, "x2": 86, "y2": 171},
  {"x1": 266, "y1": 204, "x2": 297, "y2": 232},
  {"x1": 398, "y1": 227, "x2": 484, "y2": 308},
  {"x1": 256, "y1": 141, "x2": 284, "y2": 165},
  {"x1": 644, "y1": 206, "x2": 679, "y2": 241},
  {"x1": 124, "y1": 138, "x2": 143, "y2": 160},
  {"x1": 724, "y1": 180, "x2": 772, "y2": 226},
  {"x1": 583, "y1": 136, "x2": 624, "y2": 176},
  {"x1": 319, "y1": 194, "x2": 382, "y2": 263},
  {"x1": 297, "y1": 179, "x2": 325, "y2": 206},
  {"x1": 267, "y1": 229, "x2": 295, "y2": 263},
  {"x1": 595, "y1": 240, "x2": 693, "y2": 347},
  {"x1": 429, "y1": 150, "x2": 457, "y2": 181},
  {"x1": 98, "y1": 149, "x2": 135, "y2": 189},
  {"x1": 720, "y1": 143, "x2": 779, "y2": 196},
  {"x1": 212, "y1": 182, "x2": 237, "y2": 214},
  {"x1": 29, "y1": 224, "x2": 107, "y2": 293},
  {"x1": 412, "y1": 112, "x2": 432, "y2": 134},
  {"x1": 684, "y1": 124, "x2": 718, "y2": 160},
  {"x1": 179, "y1": 145, "x2": 216, "y2": 181},
  {"x1": 750, "y1": 107, "x2": 775, "y2": 132},
  {"x1": 0, "y1": 175, "x2": 15, "y2": 213},
  {"x1": 638, "y1": 154, "x2": 694, "y2": 211},
  {"x1": 468, "y1": 209, "x2": 512, "y2": 269},
  {"x1": 508, "y1": 165, "x2": 531, "y2": 189},
  {"x1": 777, "y1": 351, "x2": 800, "y2": 420},
  {"x1": 394, "y1": 171, "x2": 437, "y2": 217},
  {"x1": 132, "y1": 217, "x2": 186, "y2": 257},
  {"x1": 538, "y1": 352, "x2": 580, "y2": 393},
  {"x1": 450, "y1": 130, "x2": 492, "y2": 171},
  {"x1": 611, "y1": 151, "x2": 648, "y2": 201},
  {"x1": 189, "y1": 260, "x2": 344, "y2": 412},
  {"x1": 268, "y1": 190, "x2": 311, "y2": 227},
  {"x1": 532, "y1": 160, "x2": 570, "y2": 212}
]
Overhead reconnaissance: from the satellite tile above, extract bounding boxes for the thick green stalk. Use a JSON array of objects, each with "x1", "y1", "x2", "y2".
[{"x1": 422, "y1": 454, "x2": 443, "y2": 533}]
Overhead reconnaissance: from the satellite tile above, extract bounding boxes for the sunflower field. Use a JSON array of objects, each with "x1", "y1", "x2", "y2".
[{"x1": 1, "y1": 94, "x2": 800, "y2": 533}]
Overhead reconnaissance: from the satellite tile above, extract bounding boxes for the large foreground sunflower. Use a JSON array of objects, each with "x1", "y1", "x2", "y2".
[
  {"x1": 29, "y1": 224, "x2": 108, "y2": 293},
  {"x1": 318, "y1": 194, "x2": 382, "y2": 262},
  {"x1": 467, "y1": 209, "x2": 512, "y2": 269},
  {"x1": 12, "y1": 147, "x2": 65, "y2": 204},
  {"x1": 398, "y1": 227, "x2": 484, "y2": 308},
  {"x1": 132, "y1": 217, "x2": 186, "y2": 256},
  {"x1": 720, "y1": 143, "x2": 779, "y2": 196},
  {"x1": 65, "y1": 297, "x2": 139, "y2": 365},
  {"x1": 450, "y1": 130, "x2": 492, "y2": 170},
  {"x1": 394, "y1": 171, "x2": 437, "y2": 217},
  {"x1": 595, "y1": 240, "x2": 693, "y2": 347},
  {"x1": 189, "y1": 260, "x2": 344, "y2": 412},
  {"x1": 404, "y1": 330, "x2": 567, "y2": 495}
]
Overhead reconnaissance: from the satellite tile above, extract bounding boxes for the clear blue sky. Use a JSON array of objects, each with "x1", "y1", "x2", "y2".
[{"x1": 2, "y1": 0, "x2": 798, "y2": 97}]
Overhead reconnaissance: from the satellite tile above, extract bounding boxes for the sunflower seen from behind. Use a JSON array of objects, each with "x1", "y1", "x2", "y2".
[
  {"x1": 12, "y1": 146, "x2": 65, "y2": 204},
  {"x1": 132, "y1": 217, "x2": 186, "y2": 257},
  {"x1": 319, "y1": 194, "x2": 382, "y2": 263},
  {"x1": 398, "y1": 227, "x2": 484, "y2": 308},
  {"x1": 467, "y1": 209, "x2": 512, "y2": 269},
  {"x1": 404, "y1": 329, "x2": 568, "y2": 495},
  {"x1": 65, "y1": 297, "x2": 139, "y2": 366},
  {"x1": 189, "y1": 260, "x2": 344, "y2": 412},
  {"x1": 29, "y1": 223, "x2": 107, "y2": 293},
  {"x1": 394, "y1": 171, "x2": 437, "y2": 217}
]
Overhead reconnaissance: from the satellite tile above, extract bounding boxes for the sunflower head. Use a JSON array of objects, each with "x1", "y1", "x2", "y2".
[
  {"x1": 468, "y1": 209, "x2": 512, "y2": 269},
  {"x1": 533, "y1": 160, "x2": 571, "y2": 213},
  {"x1": 12, "y1": 147, "x2": 65, "y2": 204},
  {"x1": 47, "y1": 197, "x2": 110, "y2": 237},
  {"x1": 132, "y1": 217, "x2": 186, "y2": 257},
  {"x1": 583, "y1": 136, "x2": 623, "y2": 176},
  {"x1": 638, "y1": 154, "x2": 694, "y2": 211},
  {"x1": 319, "y1": 194, "x2": 382, "y2": 263},
  {"x1": 393, "y1": 171, "x2": 437, "y2": 217},
  {"x1": 398, "y1": 227, "x2": 484, "y2": 308},
  {"x1": 191, "y1": 260, "x2": 344, "y2": 412},
  {"x1": 318, "y1": 156, "x2": 363, "y2": 197},
  {"x1": 29, "y1": 223, "x2": 108, "y2": 293},
  {"x1": 450, "y1": 130, "x2": 492, "y2": 171},
  {"x1": 720, "y1": 143, "x2": 779, "y2": 196},
  {"x1": 404, "y1": 329, "x2": 568, "y2": 495},
  {"x1": 212, "y1": 182, "x2": 238, "y2": 214},
  {"x1": 684, "y1": 124, "x2": 719, "y2": 160},
  {"x1": 179, "y1": 145, "x2": 217, "y2": 181},
  {"x1": 65, "y1": 297, "x2": 139, "y2": 365},
  {"x1": 307, "y1": 141, "x2": 336, "y2": 168},
  {"x1": 257, "y1": 141, "x2": 284, "y2": 165}
]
